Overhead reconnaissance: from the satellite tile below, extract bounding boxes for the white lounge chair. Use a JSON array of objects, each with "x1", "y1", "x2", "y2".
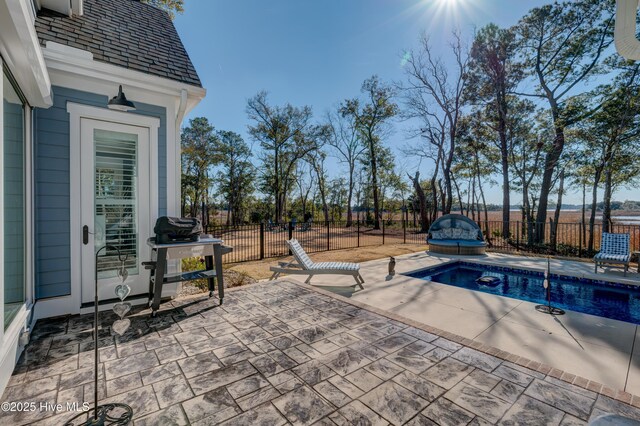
[
  {"x1": 594, "y1": 232, "x2": 631, "y2": 276},
  {"x1": 269, "y1": 239, "x2": 365, "y2": 288}
]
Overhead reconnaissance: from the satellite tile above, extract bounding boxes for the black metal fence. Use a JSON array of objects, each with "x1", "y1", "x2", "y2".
[
  {"x1": 481, "y1": 221, "x2": 640, "y2": 258},
  {"x1": 205, "y1": 220, "x2": 640, "y2": 264}
]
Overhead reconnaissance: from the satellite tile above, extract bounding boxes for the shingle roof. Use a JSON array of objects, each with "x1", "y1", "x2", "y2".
[{"x1": 35, "y1": 0, "x2": 202, "y2": 87}]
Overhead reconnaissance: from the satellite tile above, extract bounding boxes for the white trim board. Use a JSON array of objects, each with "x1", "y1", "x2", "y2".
[
  {"x1": 0, "y1": 306, "x2": 30, "y2": 397},
  {"x1": 0, "y1": 0, "x2": 52, "y2": 107},
  {"x1": 57, "y1": 103, "x2": 160, "y2": 318},
  {"x1": 0, "y1": 56, "x2": 33, "y2": 398},
  {"x1": 43, "y1": 43, "x2": 205, "y2": 109},
  {"x1": 0, "y1": 57, "x2": 4, "y2": 346},
  {"x1": 46, "y1": 52, "x2": 202, "y2": 220}
]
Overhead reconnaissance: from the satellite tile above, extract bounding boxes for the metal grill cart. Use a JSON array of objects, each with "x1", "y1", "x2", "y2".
[{"x1": 144, "y1": 236, "x2": 232, "y2": 316}]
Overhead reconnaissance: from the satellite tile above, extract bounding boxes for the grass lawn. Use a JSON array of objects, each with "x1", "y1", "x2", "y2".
[{"x1": 225, "y1": 243, "x2": 429, "y2": 280}]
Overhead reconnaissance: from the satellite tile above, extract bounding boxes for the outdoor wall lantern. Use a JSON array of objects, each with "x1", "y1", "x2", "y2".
[
  {"x1": 615, "y1": 0, "x2": 640, "y2": 60},
  {"x1": 107, "y1": 85, "x2": 136, "y2": 111}
]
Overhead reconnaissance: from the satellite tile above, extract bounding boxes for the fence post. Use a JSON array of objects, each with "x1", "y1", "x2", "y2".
[
  {"x1": 516, "y1": 222, "x2": 520, "y2": 251},
  {"x1": 578, "y1": 223, "x2": 583, "y2": 258},
  {"x1": 288, "y1": 221, "x2": 293, "y2": 255},
  {"x1": 403, "y1": 217, "x2": 406, "y2": 244},
  {"x1": 327, "y1": 221, "x2": 330, "y2": 251},
  {"x1": 382, "y1": 220, "x2": 385, "y2": 245},
  {"x1": 357, "y1": 220, "x2": 360, "y2": 248},
  {"x1": 259, "y1": 223, "x2": 265, "y2": 260}
]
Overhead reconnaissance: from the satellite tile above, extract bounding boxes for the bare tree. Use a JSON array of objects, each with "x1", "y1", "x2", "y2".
[
  {"x1": 307, "y1": 150, "x2": 330, "y2": 223},
  {"x1": 401, "y1": 31, "x2": 469, "y2": 214},
  {"x1": 341, "y1": 76, "x2": 397, "y2": 230},
  {"x1": 247, "y1": 91, "x2": 326, "y2": 223},
  {"x1": 407, "y1": 171, "x2": 430, "y2": 232},
  {"x1": 401, "y1": 115, "x2": 445, "y2": 226},
  {"x1": 326, "y1": 110, "x2": 366, "y2": 226},
  {"x1": 293, "y1": 163, "x2": 315, "y2": 222}
]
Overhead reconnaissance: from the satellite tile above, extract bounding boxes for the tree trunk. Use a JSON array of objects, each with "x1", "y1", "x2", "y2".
[
  {"x1": 470, "y1": 175, "x2": 476, "y2": 222},
  {"x1": 346, "y1": 178, "x2": 354, "y2": 227},
  {"x1": 409, "y1": 172, "x2": 429, "y2": 233},
  {"x1": 602, "y1": 165, "x2": 613, "y2": 233},
  {"x1": 443, "y1": 167, "x2": 453, "y2": 214},
  {"x1": 438, "y1": 179, "x2": 445, "y2": 215},
  {"x1": 301, "y1": 195, "x2": 308, "y2": 222},
  {"x1": 452, "y1": 175, "x2": 464, "y2": 215},
  {"x1": 478, "y1": 174, "x2": 489, "y2": 242},
  {"x1": 274, "y1": 148, "x2": 281, "y2": 223},
  {"x1": 276, "y1": 193, "x2": 286, "y2": 224},
  {"x1": 550, "y1": 170, "x2": 564, "y2": 248},
  {"x1": 535, "y1": 124, "x2": 565, "y2": 242},
  {"x1": 581, "y1": 182, "x2": 587, "y2": 252},
  {"x1": 368, "y1": 139, "x2": 381, "y2": 230},
  {"x1": 498, "y1": 105, "x2": 511, "y2": 238},
  {"x1": 588, "y1": 170, "x2": 602, "y2": 252},
  {"x1": 523, "y1": 184, "x2": 533, "y2": 245},
  {"x1": 429, "y1": 159, "x2": 440, "y2": 227}
]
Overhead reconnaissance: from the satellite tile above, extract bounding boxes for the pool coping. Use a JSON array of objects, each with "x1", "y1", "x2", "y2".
[
  {"x1": 414, "y1": 255, "x2": 640, "y2": 287},
  {"x1": 403, "y1": 259, "x2": 640, "y2": 291},
  {"x1": 284, "y1": 278, "x2": 640, "y2": 408}
]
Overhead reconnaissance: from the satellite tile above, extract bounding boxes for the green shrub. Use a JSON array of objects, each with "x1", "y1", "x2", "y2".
[{"x1": 181, "y1": 256, "x2": 208, "y2": 291}]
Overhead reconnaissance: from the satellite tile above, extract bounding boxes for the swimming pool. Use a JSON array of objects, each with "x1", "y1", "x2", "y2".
[{"x1": 404, "y1": 261, "x2": 640, "y2": 324}]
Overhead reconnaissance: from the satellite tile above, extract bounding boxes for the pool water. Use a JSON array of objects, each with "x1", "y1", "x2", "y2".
[{"x1": 405, "y1": 262, "x2": 640, "y2": 325}]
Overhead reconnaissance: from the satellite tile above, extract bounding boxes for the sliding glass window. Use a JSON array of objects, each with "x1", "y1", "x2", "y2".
[{"x1": 3, "y1": 67, "x2": 26, "y2": 330}]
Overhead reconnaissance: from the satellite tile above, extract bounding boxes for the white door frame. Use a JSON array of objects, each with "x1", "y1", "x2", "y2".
[
  {"x1": 80, "y1": 119, "x2": 151, "y2": 303},
  {"x1": 68, "y1": 103, "x2": 159, "y2": 311}
]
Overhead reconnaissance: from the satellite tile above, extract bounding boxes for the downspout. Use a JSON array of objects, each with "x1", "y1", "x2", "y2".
[
  {"x1": 169, "y1": 89, "x2": 188, "y2": 283},
  {"x1": 175, "y1": 89, "x2": 188, "y2": 217},
  {"x1": 615, "y1": 0, "x2": 640, "y2": 60}
]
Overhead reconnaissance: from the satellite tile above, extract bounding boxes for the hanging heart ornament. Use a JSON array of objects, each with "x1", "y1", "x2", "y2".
[
  {"x1": 112, "y1": 318, "x2": 131, "y2": 336},
  {"x1": 115, "y1": 284, "x2": 131, "y2": 301},
  {"x1": 117, "y1": 266, "x2": 129, "y2": 283},
  {"x1": 112, "y1": 302, "x2": 131, "y2": 319}
]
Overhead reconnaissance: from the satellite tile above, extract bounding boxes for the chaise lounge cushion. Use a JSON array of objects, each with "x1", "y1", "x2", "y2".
[
  {"x1": 311, "y1": 262, "x2": 360, "y2": 271},
  {"x1": 431, "y1": 228, "x2": 480, "y2": 241},
  {"x1": 427, "y1": 239, "x2": 486, "y2": 247},
  {"x1": 594, "y1": 253, "x2": 631, "y2": 263}
]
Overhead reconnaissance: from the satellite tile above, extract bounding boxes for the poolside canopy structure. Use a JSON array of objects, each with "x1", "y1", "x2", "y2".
[{"x1": 427, "y1": 214, "x2": 487, "y2": 255}]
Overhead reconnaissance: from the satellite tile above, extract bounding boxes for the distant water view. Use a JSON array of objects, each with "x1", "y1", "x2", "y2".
[
  {"x1": 499, "y1": 210, "x2": 640, "y2": 225},
  {"x1": 596, "y1": 216, "x2": 640, "y2": 225}
]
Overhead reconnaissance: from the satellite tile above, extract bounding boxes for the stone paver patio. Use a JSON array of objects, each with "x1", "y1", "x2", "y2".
[
  {"x1": 2, "y1": 279, "x2": 640, "y2": 425},
  {"x1": 306, "y1": 251, "x2": 640, "y2": 394}
]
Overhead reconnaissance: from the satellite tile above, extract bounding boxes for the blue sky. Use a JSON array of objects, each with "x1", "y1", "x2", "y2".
[{"x1": 174, "y1": 0, "x2": 635, "y2": 206}]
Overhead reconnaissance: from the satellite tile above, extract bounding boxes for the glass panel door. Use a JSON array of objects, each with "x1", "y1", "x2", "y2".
[
  {"x1": 94, "y1": 129, "x2": 139, "y2": 279},
  {"x1": 80, "y1": 119, "x2": 150, "y2": 304},
  {"x1": 3, "y1": 70, "x2": 25, "y2": 329}
]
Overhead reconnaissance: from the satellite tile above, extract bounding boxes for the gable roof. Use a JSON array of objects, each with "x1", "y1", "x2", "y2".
[{"x1": 34, "y1": 0, "x2": 202, "y2": 87}]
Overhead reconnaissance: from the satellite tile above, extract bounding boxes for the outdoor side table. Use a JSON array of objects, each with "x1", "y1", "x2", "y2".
[{"x1": 145, "y1": 236, "x2": 231, "y2": 316}]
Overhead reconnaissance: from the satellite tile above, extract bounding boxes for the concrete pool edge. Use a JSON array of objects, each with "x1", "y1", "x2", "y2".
[
  {"x1": 409, "y1": 255, "x2": 640, "y2": 287},
  {"x1": 286, "y1": 275, "x2": 640, "y2": 408}
]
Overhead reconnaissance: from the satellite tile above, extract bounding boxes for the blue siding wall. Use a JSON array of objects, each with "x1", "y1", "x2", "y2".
[{"x1": 34, "y1": 86, "x2": 167, "y2": 299}]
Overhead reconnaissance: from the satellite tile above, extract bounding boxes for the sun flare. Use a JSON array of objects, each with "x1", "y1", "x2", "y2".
[{"x1": 436, "y1": 0, "x2": 466, "y2": 10}]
